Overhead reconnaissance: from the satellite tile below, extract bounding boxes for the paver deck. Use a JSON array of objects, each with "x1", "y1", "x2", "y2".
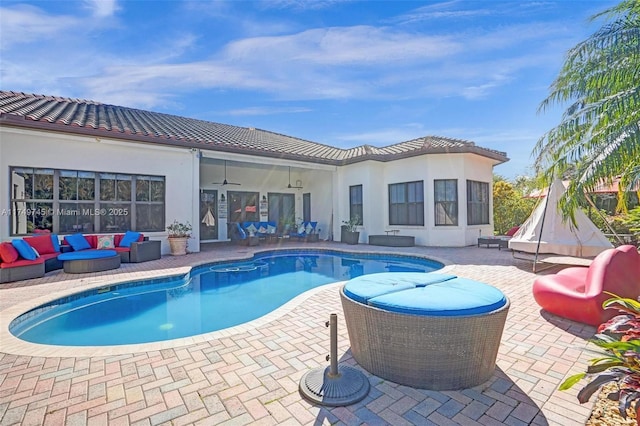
[{"x1": 0, "y1": 241, "x2": 597, "y2": 425}]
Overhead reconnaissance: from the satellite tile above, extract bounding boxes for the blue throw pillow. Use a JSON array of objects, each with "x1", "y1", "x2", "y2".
[
  {"x1": 11, "y1": 239, "x2": 37, "y2": 260},
  {"x1": 119, "y1": 231, "x2": 141, "y2": 248},
  {"x1": 50, "y1": 234, "x2": 61, "y2": 252},
  {"x1": 66, "y1": 233, "x2": 91, "y2": 251}
]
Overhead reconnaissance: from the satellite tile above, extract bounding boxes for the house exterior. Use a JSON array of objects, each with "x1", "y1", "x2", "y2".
[{"x1": 0, "y1": 91, "x2": 508, "y2": 253}]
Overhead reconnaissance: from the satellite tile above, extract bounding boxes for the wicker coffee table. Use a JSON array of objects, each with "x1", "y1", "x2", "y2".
[{"x1": 58, "y1": 250, "x2": 121, "y2": 274}]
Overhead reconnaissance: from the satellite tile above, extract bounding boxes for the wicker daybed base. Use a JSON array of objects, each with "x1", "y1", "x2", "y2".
[
  {"x1": 340, "y1": 287, "x2": 509, "y2": 390},
  {"x1": 61, "y1": 253, "x2": 121, "y2": 274}
]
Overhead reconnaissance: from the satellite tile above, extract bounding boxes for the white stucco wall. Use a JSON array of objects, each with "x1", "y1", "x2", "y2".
[
  {"x1": 1, "y1": 126, "x2": 499, "y2": 251},
  {"x1": 336, "y1": 153, "x2": 498, "y2": 247},
  {"x1": 0, "y1": 127, "x2": 199, "y2": 254}
]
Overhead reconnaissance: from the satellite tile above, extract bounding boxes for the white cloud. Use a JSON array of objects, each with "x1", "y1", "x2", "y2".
[
  {"x1": 391, "y1": 1, "x2": 494, "y2": 24},
  {"x1": 0, "y1": 2, "x2": 578, "y2": 110},
  {"x1": 223, "y1": 26, "x2": 460, "y2": 66},
  {"x1": 84, "y1": 0, "x2": 120, "y2": 18},
  {"x1": 0, "y1": 4, "x2": 78, "y2": 50}
]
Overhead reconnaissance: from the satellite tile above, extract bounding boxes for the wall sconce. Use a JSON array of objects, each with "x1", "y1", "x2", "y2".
[
  {"x1": 220, "y1": 194, "x2": 226, "y2": 202},
  {"x1": 262, "y1": 195, "x2": 267, "y2": 202}
]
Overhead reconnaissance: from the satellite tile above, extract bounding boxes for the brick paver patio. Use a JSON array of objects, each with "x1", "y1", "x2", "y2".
[{"x1": 0, "y1": 242, "x2": 596, "y2": 425}]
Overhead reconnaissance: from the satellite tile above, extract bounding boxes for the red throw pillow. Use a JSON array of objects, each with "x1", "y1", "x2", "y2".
[
  {"x1": 0, "y1": 242, "x2": 19, "y2": 263},
  {"x1": 24, "y1": 235, "x2": 56, "y2": 255}
]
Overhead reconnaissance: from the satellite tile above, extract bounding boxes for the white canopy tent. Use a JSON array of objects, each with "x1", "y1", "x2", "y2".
[{"x1": 508, "y1": 178, "x2": 613, "y2": 258}]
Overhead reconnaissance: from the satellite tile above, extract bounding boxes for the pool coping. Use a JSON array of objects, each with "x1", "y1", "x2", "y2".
[{"x1": 0, "y1": 247, "x2": 453, "y2": 357}]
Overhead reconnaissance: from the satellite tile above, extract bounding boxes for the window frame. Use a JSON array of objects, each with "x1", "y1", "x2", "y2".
[
  {"x1": 466, "y1": 180, "x2": 490, "y2": 225},
  {"x1": 9, "y1": 166, "x2": 165, "y2": 236},
  {"x1": 388, "y1": 180, "x2": 424, "y2": 226},
  {"x1": 434, "y1": 179, "x2": 458, "y2": 226},
  {"x1": 349, "y1": 185, "x2": 363, "y2": 225}
]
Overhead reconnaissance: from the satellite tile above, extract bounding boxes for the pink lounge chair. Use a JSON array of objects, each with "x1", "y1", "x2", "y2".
[{"x1": 532, "y1": 245, "x2": 640, "y2": 326}]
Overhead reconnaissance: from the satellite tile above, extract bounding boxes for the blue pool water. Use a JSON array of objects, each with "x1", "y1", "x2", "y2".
[{"x1": 10, "y1": 250, "x2": 442, "y2": 346}]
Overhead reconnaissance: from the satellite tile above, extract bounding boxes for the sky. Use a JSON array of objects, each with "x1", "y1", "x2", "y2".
[{"x1": 0, "y1": 0, "x2": 618, "y2": 179}]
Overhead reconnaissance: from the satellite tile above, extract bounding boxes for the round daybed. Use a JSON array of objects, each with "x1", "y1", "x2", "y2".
[
  {"x1": 57, "y1": 250, "x2": 121, "y2": 274},
  {"x1": 340, "y1": 272, "x2": 509, "y2": 390}
]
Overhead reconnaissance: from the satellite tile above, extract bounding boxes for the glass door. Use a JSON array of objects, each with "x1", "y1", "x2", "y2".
[
  {"x1": 199, "y1": 189, "x2": 218, "y2": 240},
  {"x1": 268, "y1": 192, "x2": 295, "y2": 232},
  {"x1": 228, "y1": 191, "x2": 259, "y2": 223}
]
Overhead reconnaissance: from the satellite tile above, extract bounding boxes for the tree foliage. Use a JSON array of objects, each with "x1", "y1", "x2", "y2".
[
  {"x1": 493, "y1": 176, "x2": 536, "y2": 235},
  {"x1": 535, "y1": 0, "x2": 640, "y2": 220}
]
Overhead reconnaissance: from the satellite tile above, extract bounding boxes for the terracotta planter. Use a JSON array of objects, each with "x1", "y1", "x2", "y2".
[{"x1": 168, "y1": 237, "x2": 188, "y2": 256}]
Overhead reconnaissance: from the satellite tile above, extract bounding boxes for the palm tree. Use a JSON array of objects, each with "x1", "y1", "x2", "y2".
[{"x1": 534, "y1": 0, "x2": 640, "y2": 220}]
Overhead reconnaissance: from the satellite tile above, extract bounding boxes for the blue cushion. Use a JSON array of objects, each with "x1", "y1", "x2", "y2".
[
  {"x1": 368, "y1": 277, "x2": 507, "y2": 317},
  {"x1": 50, "y1": 234, "x2": 61, "y2": 252},
  {"x1": 119, "y1": 231, "x2": 141, "y2": 248},
  {"x1": 11, "y1": 239, "x2": 37, "y2": 260},
  {"x1": 58, "y1": 250, "x2": 118, "y2": 261},
  {"x1": 65, "y1": 233, "x2": 91, "y2": 251},
  {"x1": 343, "y1": 272, "x2": 457, "y2": 304},
  {"x1": 236, "y1": 223, "x2": 247, "y2": 239}
]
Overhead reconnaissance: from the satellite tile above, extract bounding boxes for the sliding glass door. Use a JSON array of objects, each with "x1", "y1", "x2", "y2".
[{"x1": 268, "y1": 192, "x2": 295, "y2": 230}]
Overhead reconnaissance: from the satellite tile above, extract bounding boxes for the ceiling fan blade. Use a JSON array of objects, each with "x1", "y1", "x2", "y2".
[{"x1": 213, "y1": 160, "x2": 242, "y2": 185}]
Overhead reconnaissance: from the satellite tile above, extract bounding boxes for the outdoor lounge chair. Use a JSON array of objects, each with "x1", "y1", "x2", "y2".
[
  {"x1": 532, "y1": 245, "x2": 640, "y2": 326},
  {"x1": 289, "y1": 221, "x2": 317, "y2": 241}
]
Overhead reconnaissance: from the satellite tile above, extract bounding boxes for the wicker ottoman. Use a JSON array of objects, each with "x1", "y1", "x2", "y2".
[
  {"x1": 340, "y1": 272, "x2": 509, "y2": 390},
  {"x1": 58, "y1": 250, "x2": 121, "y2": 274}
]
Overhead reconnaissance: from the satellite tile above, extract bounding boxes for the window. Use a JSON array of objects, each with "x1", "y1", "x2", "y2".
[
  {"x1": 100, "y1": 173, "x2": 132, "y2": 233},
  {"x1": 434, "y1": 179, "x2": 458, "y2": 226},
  {"x1": 467, "y1": 180, "x2": 490, "y2": 225},
  {"x1": 389, "y1": 181, "x2": 424, "y2": 226},
  {"x1": 135, "y1": 176, "x2": 165, "y2": 232},
  {"x1": 9, "y1": 167, "x2": 165, "y2": 235},
  {"x1": 303, "y1": 193, "x2": 311, "y2": 222},
  {"x1": 59, "y1": 170, "x2": 96, "y2": 233},
  {"x1": 349, "y1": 185, "x2": 363, "y2": 225}
]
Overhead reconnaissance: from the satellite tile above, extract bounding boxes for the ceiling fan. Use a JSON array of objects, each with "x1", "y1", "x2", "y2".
[
  {"x1": 287, "y1": 166, "x2": 303, "y2": 189},
  {"x1": 212, "y1": 160, "x2": 241, "y2": 186}
]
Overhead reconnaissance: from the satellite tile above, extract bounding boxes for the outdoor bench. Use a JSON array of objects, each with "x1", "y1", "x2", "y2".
[
  {"x1": 0, "y1": 234, "x2": 63, "y2": 283},
  {"x1": 368, "y1": 234, "x2": 415, "y2": 247},
  {"x1": 340, "y1": 272, "x2": 509, "y2": 390}
]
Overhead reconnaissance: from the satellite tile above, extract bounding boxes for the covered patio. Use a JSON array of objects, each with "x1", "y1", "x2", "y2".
[{"x1": 0, "y1": 242, "x2": 597, "y2": 425}]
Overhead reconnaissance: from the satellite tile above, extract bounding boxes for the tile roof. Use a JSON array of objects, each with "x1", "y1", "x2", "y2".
[{"x1": 0, "y1": 91, "x2": 508, "y2": 164}]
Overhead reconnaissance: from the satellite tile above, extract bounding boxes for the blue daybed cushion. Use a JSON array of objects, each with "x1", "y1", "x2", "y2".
[
  {"x1": 368, "y1": 277, "x2": 507, "y2": 317},
  {"x1": 65, "y1": 233, "x2": 91, "y2": 251},
  {"x1": 119, "y1": 231, "x2": 141, "y2": 248},
  {"x1": 11, "y1": 239, "x2": 38, "y2": 260},
  {"x1": 343, "y1": 272, "x2": 457, "y2": 304},
  {"x1": 58, "y1": 250, "x2": 118, "y2": 261}
]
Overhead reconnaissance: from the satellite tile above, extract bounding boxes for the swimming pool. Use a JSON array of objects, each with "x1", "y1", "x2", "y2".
[{"x1": 10, "y1": 250, "x2": 442, "y2": 346}]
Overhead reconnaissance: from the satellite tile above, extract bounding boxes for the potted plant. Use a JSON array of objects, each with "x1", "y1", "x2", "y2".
[
  {"x1": 341, "y1": 215, "x2": 361, "y2": 245},
  {"x1": 560, "y1": 294, "x2": 640, "y2": 423},
  {"x1": 167, "y1": 220, "x2": 192, "y2": 256}
]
